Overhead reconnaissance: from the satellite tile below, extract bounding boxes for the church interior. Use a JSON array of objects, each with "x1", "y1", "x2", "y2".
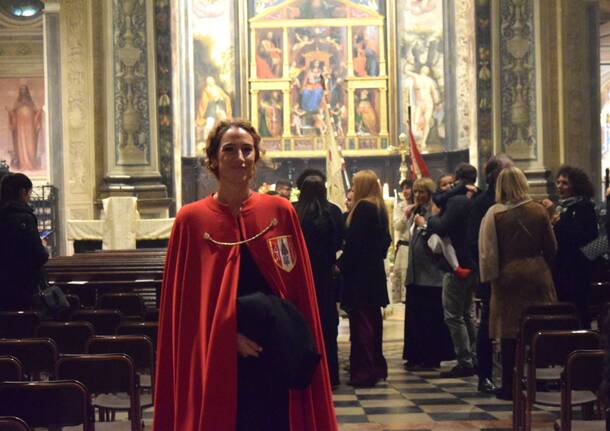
[{"x1": 0, "y1": 0, "x2": 610, "y2": 430}]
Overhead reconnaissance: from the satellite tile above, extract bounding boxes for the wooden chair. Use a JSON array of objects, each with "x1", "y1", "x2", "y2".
[
  {"x1": 513, "y1": 314, "x2": 581, "y2": 431},
  {"x1": 0, "y1": 312, "x2": 40, "y2": 339},
  {"x1": 116, "y1": 322, "x2": 158, "y2": 351},
  {"x1": 523, "y1": 302, "x2": 578, "y2": 318},
  {"x1": 36, "y1": 321, "x2": 95, "y2": 354},
  {"x1": 0, "y1": 339, "x2": 57, "y2": 381},
  {"x1": 86, "y1": 335, "x2": 154, "y2": 405},
  {"x1": 56, "y1": 353, "x2": 141, "y2": 431},
  {"x1": 0, "y1": 380, "x2": 91, "y2": 430},
  {"x1": 97, "y1": 293, "x2": 146, "y2": 320},
  {"x1": 0, "y1": 356, "x2": 23, "y2": 383},
  {"x1": 71, "y1": 310, "x2": 122, "y2": 335},
  {"x1": 0, "y1": 416, "x2": 32, "y2": 431},
  {"x1": 521, "y1": 330, "x2": 600, "y2": 431},
  {"x1": 555, "y1": 349, "x2": 605, "y2": 431}
]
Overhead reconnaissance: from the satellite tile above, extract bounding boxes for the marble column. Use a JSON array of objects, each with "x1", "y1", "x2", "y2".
[
  {"x1": 100, "y1": 0, "x2": 171, "y2": 218},
  {"x1": 57, "y1": 0, "x2": 97, "y2": 219},
  {"x1": 43, "y1": 0, "x2": 66, "y2": 254},
  {"x1": 492, "y1": 0, "x2": 600, "y2": 198}
]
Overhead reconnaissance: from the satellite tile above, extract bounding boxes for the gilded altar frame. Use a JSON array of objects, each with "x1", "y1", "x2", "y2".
[{"x1": 243, "y1": 0, "x2": 398, "y2": 159}]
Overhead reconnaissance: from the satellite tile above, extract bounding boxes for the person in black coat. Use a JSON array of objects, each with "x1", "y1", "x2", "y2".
[
  {"x1": 467, "y1": 154, "x2": 513, "y2": 395},
  {"x1": 293, "y1": 171, "x2": 345, "y2": 386},
  {"x1": 543, "y1": 165, "x2": 598, "y2": 328},
  {"x1": 0, "y1": 173, "x2": 49, "y2": 311},
  {"x1": 338, "y1": 169, "x2": 391, "y2": 387},
  {"x1": 414, "y1": 163, "x2": 479, "y2": 378}
]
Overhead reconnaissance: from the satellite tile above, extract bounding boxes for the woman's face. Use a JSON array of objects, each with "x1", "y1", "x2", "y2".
[
  {"x1": 345, "y1": 190, "x2": 354, "y2": 211},
  {"x1": 556, "y1": 175, "x2": 573, "y2": 199},
  {"x1": 438, "y1": 175, "x2": 454, "y2": 192},
  {"x1": 414, "y1": 188, "x2": 430, "y2": 205},
  {"x1": 213, "y1": 127, "x2": 256, "y2": 186}
]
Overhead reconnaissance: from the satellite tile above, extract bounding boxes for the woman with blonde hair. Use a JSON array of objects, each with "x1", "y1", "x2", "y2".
[
  {"x1": 479, "y1": 166, "x2": 557, "y2": 400},
  {"x1": 402, "y1": 177, "x2": 455, "y2": 370},
  {"x1": 339, "y1": 169, "x2": 392, "y2": 386}
]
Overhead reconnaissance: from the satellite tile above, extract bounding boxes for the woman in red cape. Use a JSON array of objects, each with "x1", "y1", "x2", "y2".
[{"x1": 153, "y1": 119, "x2": 337, "y2": 431}]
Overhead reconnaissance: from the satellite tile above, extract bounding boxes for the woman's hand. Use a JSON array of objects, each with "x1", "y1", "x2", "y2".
[
  {"x1": 606, "y1": 186, "x2": 610, "y2": 198},
  {"x1": 541, "y1": 198, "x2": 554, "y2": 210},
  {"x1": 237, "y1": 333, "x2": 262, "y2": 358},
  {"x1": 404, "y1": 203, "x2": 415, "y2": 219},
  {"x1": 414, "y1": 214, "x2": 427, "y2": 227}
]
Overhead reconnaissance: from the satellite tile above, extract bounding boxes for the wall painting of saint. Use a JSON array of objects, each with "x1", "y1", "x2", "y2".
[
  {"x1": 191, "y1": 0, "x2": 237, "y2": 154},
  {"x1": 397, "y1": 0, "x2": 446, "y2": 152},
  {"x1": 0, "y1": 78, "x2": 47, "y2": 177}
]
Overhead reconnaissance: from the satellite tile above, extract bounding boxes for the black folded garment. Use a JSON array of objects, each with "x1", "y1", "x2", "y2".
[{"x1": 237, "y1": 292, "x2": 321, "y2": 390}]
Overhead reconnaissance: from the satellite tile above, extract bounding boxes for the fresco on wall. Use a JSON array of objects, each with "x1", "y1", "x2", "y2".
[
  {"x1": 192, "y1": 0, "x2": 236, "y2": 153},
  {"x1": 0, "y1": 78, "x2": 47, "y2": 177},
  {"x1": 397, "y1": 0, "x2": 445, "y2": 152}
]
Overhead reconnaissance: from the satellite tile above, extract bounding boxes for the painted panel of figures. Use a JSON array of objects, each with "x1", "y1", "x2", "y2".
[
  {"x1": 397, "y1": 0, "x2": 445, "y2": 152},
  {"x1": 353, "y1": 26, "x2": 380, "y2": 77},
  {"x1": 289, "y1": 27, "x2": 348, "y2": 137},
  {"x1": 0, "y1": 78, "x2": 47, "y2": 176},
  {"x1": 355, "y1": 89, "x2": 379, "y2": 136},
  {"x1": 258, "y1": 90, "x2": 283, "y2": 137},
  {"x1": 192, "y1": 0, "x2": 236, "y2": 153}
]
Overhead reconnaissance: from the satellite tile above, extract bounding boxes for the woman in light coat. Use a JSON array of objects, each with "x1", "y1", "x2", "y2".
[{"x1": 479, "y1": 166, "x2": 557, "y2": 400}]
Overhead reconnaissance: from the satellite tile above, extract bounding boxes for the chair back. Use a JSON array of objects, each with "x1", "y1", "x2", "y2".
[
  {"x1": 559, "y1": 349, "x2": 605, "y2": 431},
  {"x1": 518, "y1": 315, "x2": 581, "y2": 359},
  {"x1": 97, "y1": 293, "x2": 145, "y2": 320},
  {"x1": 116, "y1": 322, "x2": 158, "y2": 351},
  {"x1": 0, "y1": 339, "x2": 57, "y2": 380},
  {"x1": 36, "y1": 322, "x2": 95, "y2": 354},
  {"x1": 523, "y1": 302, "x2": 578, "y2": 318},
  {"x1": 0, "y1": 356, "x2": 23, "y2": 382},
  {"x1": 71, "y1": 310, "x2": 122, "y2": 335},
  {"x1": 531, "y1": 330, "x2": 600, "y2": 369},
  {"x1": 0, "y1": 312, "x2": 40, "y2": 339},
  {"x1": 0, "y1": 380, "x2": 90, "y2": 430},
  {"x1": 0, "y1": 416, "x2": 32, "y2": 431},
  {"x1": 56, "y1": 354, "x2": 140, "y2": 430},
  {"x1": 86, "y1": 335, "x2": 154, "y2": 375}
]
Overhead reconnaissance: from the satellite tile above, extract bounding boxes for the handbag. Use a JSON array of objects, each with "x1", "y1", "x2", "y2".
[
  {"x1": 580, "y1": 235, "x2": 609, "y2": 261},
  {"x1": 33, "y1": 275, "x2": 69, "y2": 318}
]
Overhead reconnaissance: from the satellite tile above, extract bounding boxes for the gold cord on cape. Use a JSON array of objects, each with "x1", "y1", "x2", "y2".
[{"x1": 203, "y1": 218, "x2": 278, "y2": 246}]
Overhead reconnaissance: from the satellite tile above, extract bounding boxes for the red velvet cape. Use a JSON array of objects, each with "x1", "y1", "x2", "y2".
[{"x1": 153, "y1": 192, "x2": 338, "y2": 431}]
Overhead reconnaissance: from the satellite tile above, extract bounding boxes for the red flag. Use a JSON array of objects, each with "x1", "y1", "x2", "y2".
[{"x1": 408, "y1": 126, "x2": 430, "y2": 179}]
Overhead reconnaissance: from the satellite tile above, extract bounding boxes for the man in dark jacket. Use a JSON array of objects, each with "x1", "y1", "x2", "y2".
[
  {"x1": 0, "y1": 173, "x2": 48, "y2": 311},
  {"x1": 467, "y1": 154, "x2": 513, "y2": 394},
  {"x1": 414, "y1": 163, "x2": 478, "y2": 377}
]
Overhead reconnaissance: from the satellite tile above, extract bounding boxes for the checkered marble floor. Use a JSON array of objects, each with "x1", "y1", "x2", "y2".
[{"x1": 332, "y1": 305, "x2": 560, "y2": 431}]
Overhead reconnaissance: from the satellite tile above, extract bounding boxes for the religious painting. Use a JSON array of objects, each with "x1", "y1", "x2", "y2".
[
  {"x1": 289, "y1": 26, "x2": 347, "y2": 136},
  {"x1": 249, "y1": 0, "x2": 389, "y2": 156},
  {"x1": 352, "y1": 26, "x2": 380, "y2": 77},
  {"x1": 397, "y1": 0, "x2": 446, "y2": 152},
  {"x1": 0, "y1": 78, "x2": 47, "y2": 177},
  {"x1": 191, "y1": 0, "x2": 237, "y2": 153},
  {"x1": 258, "y1": 90, "x2": 283, "y2": 137},
  {"x1": 354, "y1": 89, "x2": 379, "y2": 136},
  {"x1": 255, "y1": 29, "x2": 283, "y2": 79}
]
